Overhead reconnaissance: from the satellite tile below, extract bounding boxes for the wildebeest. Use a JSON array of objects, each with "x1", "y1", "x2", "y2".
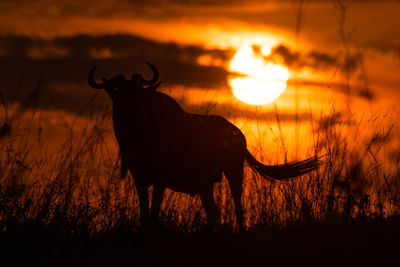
[{"x1": 88, "y1": 62, "x2": 319, "y2": 230}]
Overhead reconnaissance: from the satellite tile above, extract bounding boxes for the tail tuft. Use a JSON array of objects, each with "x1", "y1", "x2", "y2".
[{"x1": 245, "y1": 149, "x2": 321, "y2": 182}]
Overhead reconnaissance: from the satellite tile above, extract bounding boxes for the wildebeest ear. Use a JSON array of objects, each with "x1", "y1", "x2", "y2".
[
  {"x1": 146, "y1": 81, "x2": 161, "y2": 92},
  {"x1": 131, "y1": 74, "x2": 142, "y2": 83}
]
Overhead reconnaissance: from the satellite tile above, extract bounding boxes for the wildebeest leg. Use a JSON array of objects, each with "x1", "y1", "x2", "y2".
[
  {"x1": 151, "y1": 185, "x2": 165, "y2": 219},
  {"x1": 199, "y1": 188, "x2": 218, "y2": 230},
  {"x1": 226, "y1": 166, "x2": 245, "y2": 232},
  {"x1": 136, "y1": 183, "x2": 149, "y2": 228}
]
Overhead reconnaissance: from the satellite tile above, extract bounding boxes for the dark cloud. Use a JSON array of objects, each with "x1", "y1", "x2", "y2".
[
  {"x1": 0, "y1": 34, "x2": 233, "y2": 62},
  {"x1": 271, "y1": 45, "x2": 299, "y2": 66},
  {"x1": 269, "y1": 44, "x2": 363, "y2": 72},
  {"x1": 0, "y1": 34, "x2": 368, "y2": 92},
  {"x1": 0, "y1": 34, "x2": 232, "y2": 88},
  {"x1": 270, "y1": 44, "x2": 336, "y2": 69},
  {"x1": 0, "y1": 0, "x2": 282, "y2": 22},
  {"x1": 0, "y1": 34, "x2": 234, "y2": 117},
  {"x1": 0, "y1": 33, "x2": 377, "y2": 117},
  {"x1": 0, "y1": 35, "x2": 35, "y2": 58},
  {"x1": 365, "y1": 42, "x2": 400, "y2": 57},
  {"x1": 307, "y1": 51, "x2": 337, "y2": 69},
  {"x1": 0, "y1": 0, "x2": 390, "y2": 24}
]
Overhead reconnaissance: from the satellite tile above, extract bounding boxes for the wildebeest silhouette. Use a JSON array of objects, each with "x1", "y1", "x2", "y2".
[{"x1": 88, "y1": 62, "x2": 319, "y2": 230}]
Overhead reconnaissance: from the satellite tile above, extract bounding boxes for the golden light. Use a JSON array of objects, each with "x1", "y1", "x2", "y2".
[{"x1": 228, "y1": 44, "x2": 289, "y2": 105}]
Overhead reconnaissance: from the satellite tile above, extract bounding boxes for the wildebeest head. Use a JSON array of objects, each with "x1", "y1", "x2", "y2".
[{"x1": 88, "y1": 61, "x2": 161, "y2": 101}]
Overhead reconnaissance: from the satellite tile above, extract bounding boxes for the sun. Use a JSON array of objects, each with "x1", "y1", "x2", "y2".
[{"x1": 228, "y1": 44, "x2": 289, "y2": 105}]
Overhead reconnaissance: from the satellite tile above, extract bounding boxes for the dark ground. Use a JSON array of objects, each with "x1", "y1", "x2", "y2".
[{"x1": 2, "y1": 217, "x2": 400, "y2": 267}]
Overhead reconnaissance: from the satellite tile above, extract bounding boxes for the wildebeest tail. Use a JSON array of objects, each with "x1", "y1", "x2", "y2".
[{"x1": 245, "y1": 149, "x2": 320, "y2": 182}]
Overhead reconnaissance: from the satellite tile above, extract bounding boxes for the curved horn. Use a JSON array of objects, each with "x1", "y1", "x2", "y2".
[
  {"x1": 141, "y1": 61, "x2": 159, "y2": 85},
  {"x1": 145, "y1": 81, "x2": 161, "y2": 92},
  {"x1": 88, "y1": 65, "x2": 104, "y2": 89}
]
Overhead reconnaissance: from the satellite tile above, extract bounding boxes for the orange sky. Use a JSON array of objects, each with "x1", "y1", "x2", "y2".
[
  {"x1": 0, "y1": 0, "x2": 399, "y2": 153},
  {"x1": 0, "y1": 1, "x2": 398, "y2": 88},
  {"x1": 0, "y1": 1, "x2": 398, "y2": 48}
]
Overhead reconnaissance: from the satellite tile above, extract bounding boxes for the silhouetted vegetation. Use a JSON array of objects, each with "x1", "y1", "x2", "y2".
[{"x1": 1, "y1": 82, "x2": 400, "y2": 266}]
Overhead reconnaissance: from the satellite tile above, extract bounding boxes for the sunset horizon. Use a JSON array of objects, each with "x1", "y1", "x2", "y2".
[{"x1": 1, "y1": 1, "x2": 400, "y2": 266}]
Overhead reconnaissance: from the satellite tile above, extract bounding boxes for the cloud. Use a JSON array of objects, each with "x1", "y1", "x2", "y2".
[
  {"x1": 0, "y1": 34, "x2": 233, "y2": 64},
  {"x1": 365, "y1": 42, "x2": 400, "y2": 58},
  {"x1": 0, "y1": 32, "x2": 380, "y2": 116},
  {"x1": 269, "y1": 43, "x2": 364, "y2": 73},
  {"x1": 307, "y1": 51, "x2": 337, "y2": 69},
  {"x1": 0, "y1": 34, "x2": 233, "y2": 116},
  {"x1": 1, "y1": 0, "x2": 399, "y2": 63},
  {"x1": 271, "y1": 45, "x2": 299, "y2": 66},
  {"x1": 27, "y1": 44, "x2": 69, "y2": 59}
]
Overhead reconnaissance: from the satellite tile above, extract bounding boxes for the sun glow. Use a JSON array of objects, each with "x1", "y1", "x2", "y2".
[{"x1": 228, "y1": 44, "x2": 289, "y2": 105}]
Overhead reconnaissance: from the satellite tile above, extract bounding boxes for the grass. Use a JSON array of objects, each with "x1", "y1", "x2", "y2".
[
  {"x1": 1, "y1": 1, "x2": 398, "y2": 265},
  {"x1": 1, "y1": 81, "x2": 400, "y2": 266}
]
